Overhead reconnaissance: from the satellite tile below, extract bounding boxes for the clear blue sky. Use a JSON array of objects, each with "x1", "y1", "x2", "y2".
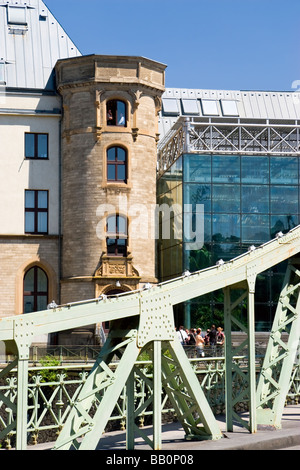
[{"x1": 45, "y1": 0, "x2": 300, "y2": 92}]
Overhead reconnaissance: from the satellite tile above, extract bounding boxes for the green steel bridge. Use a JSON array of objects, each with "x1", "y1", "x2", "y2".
[{"x1": 0, "y1": 226, "x2": 300, "y2": 450}]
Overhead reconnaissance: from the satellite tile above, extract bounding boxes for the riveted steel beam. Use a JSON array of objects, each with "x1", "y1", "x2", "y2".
[
  {"x1": 256, "y1": 259, "x2": 300, "y2": 428},
  {"x1": 1, "y1": 226, "x2": 300, "y2": 449}
]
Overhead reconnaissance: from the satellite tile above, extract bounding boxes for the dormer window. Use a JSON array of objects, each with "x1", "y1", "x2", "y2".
[
  {"x1": 7, "y1": 5, "x2": 27, "y2": 25},
  {"x1": 107, "y1": 100, "x2": 126, "y2": 127}
]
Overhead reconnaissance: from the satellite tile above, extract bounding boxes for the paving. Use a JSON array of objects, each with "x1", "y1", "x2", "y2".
[{"x1": 24, "y1": 404, "x2": 300, "y2": 451}]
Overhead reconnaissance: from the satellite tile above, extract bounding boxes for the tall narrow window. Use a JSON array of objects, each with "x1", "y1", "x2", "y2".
[
  {"x1": 23, "y1": 267, "x2": 48, "y2": 313},
  {"x1": 107, "y1": 100, "x2": 126, "y2": 127},
  {"x1": 106, "y1": 215, "x2": 128, "y2": 257},
  {"x1": 0, "y1": 63, "x2": 5, "y2": 84},
  {"x1": 25, "y1": 190, "x2": 48, "y2": 234},
  {"x1": 107, "y1": 146, "x2": 127, "y2": 183},
  {"x1": 25, "y1": 133, "x2": 48, "y2": 159}
]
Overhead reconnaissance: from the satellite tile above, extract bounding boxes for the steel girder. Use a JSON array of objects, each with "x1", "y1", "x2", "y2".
[
  {"x1": 0, "y1": 226, "x2": 300, "y2": 449},
  {"x1": 53, "y1": 316, "x2": 222, "y2": 450},
  {"x1": 256, "y1": 259, "x2": 300, "y2": 428}
]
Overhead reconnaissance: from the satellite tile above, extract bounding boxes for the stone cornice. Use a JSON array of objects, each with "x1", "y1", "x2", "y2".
[{"x1": 56, "y1": 54, "x2": 166, "y2": 96}]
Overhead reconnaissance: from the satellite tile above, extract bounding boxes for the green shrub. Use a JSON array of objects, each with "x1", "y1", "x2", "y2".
[{"x1": 38, "y1": 356, "x2": 64, "y2": 383}]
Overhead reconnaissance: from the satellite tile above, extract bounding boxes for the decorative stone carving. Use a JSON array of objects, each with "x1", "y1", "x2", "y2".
[{"x1": 95, "y1": 254, "x2": 140, "y2": 279}]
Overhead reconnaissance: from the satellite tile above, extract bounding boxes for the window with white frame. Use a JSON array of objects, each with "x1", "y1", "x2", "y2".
[{"x1": 7, "y1": 5, "x2": 27, "y2": 25}]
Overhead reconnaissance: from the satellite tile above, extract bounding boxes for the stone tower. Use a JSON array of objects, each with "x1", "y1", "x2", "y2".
[{"x1": 56, "y1": 55, "x2": 166, "y2": 307}]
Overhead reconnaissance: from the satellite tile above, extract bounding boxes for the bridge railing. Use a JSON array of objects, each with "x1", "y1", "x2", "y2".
[{"x1": 1, "y1": 354, "x2": 299, "y2": 449}]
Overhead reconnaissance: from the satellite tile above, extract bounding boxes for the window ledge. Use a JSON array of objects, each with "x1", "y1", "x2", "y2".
[{"x1": 102, "y1": 182, "x2": 132, "y2": 191}]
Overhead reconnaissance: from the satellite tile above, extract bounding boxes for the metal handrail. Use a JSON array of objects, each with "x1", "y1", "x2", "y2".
[{"x1": 0, "y1": 354, "x2": 299, "y2": 449}]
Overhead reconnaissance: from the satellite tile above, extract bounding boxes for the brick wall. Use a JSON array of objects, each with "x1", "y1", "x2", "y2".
[{"x1": 0, "y1": 237, "x2": 59, "y2": 318}]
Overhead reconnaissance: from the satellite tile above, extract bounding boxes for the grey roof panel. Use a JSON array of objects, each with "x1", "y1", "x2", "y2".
[{"x1": 0, "y1": 0, "x2": 81, "y2": 90}]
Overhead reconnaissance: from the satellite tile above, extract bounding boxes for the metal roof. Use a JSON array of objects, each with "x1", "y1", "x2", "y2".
[
  {"x1": 159, "y1": 87, "x2": 300, "y2": 140},
  {"x1": 0, "y1": 0, "x2": 81, "y2": 90}
]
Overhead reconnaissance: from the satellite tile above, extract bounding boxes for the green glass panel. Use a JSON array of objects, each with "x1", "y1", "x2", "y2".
[
  {"x1": 241, "y1": 156, "x2": 269, "y2": 184},
  {"x1": 184, "y1": 184, "x2": 211, "y2": 212},
  {"x1": 242, "y1": 185, "x2": 269, "y2": 213},
  {"x1": 213, "y1": 184, "x2": 240, "y2": 213},
  {"x1": 184, "y1": 154, "x2": 211, "y2": 183},
  {"x1": 270, "y1": 186, "x2": 298, "y2": 214},
  {"x1": 241, "y1": 214, "x2": 269, "y2": 243},
  {"x1": 212, "y1": 155, "x2": 240, "y2": 183},
  {"x1": 212, "y1": 214, "x2": 240, "y2": 242},
  {"x1": 270, "y1": 157, "x2": 298, "y2": 185},
  {"x1": 270, "y1": 215, "x2": 298, "y2": 238}
]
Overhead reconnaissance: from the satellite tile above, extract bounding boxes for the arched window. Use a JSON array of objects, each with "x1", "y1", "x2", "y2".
[
  {"x1": 23, "y1": 266, "x2": 48, "y2": 314},
  {"x1": 106, "y1": 100, "x2": 126, "y2": 127},
  {"x1": 107, "y1": 146, "x2": 127, "y2": 183},
  {"x1": 106, "y1": 215, "x2": 128, "y2": 257}
]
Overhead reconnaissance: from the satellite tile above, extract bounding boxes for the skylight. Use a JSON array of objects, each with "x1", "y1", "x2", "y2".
[
  {"x1": 162, "y1": 98, "x2": 180, "y2": 115},
  {"x1": 201, "y1": 100, "x2": 219, "y2": 116},
  {"x1": 220, "y1": 100, "x2": 239, "y2": 116},
  {"x1": 7, "y1": 5, "x2": 27, "y2": 25},
  {"x1": 181, "y1": 99, "x2": 199, "y2": 115}
]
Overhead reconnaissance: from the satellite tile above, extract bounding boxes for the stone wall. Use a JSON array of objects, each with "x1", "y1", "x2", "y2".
[
  {"x1": 56, "y1": 55, "x2": 166, "y2": 304},
  {"x1": 0, "y1": 236, "x2": 59, "y2": 318}
]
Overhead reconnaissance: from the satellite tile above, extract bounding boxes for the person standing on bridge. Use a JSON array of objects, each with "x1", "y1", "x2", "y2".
[
  {"x1": 209, "y1": 325, "x2": 217, "y2": 345},
  {"x1": 209, "y1": 325, "x2": 217, "y2": 356},
  {"x1": 177, "y1": 326, "x2": 188, "y2": 345},
  {"x1": 195, "y1": 328, "x2": 205, "y2": 357},
  {"x1": 216, "y1": 327, "x2": 225, "y2": 355}
]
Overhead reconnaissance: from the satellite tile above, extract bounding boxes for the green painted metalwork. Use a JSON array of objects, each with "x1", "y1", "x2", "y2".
[
  {"x1": 0, "y1": 226, "x2": 300, "y2": 449},
  {"x1": 53, "y1": 326, "x2": 142, "y2": 450},
  {"x1": 256, "y1": 259, "x2": 300, "y2": 428},
  {"x1": 0, "y1": 356, "x2": 299, "y2": 449},
  {"x1": 53, "y1": 314, "x2": 222, "y2": 450}
]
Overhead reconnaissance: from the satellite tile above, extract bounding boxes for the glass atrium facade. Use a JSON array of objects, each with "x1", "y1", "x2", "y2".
[{"x1": 157, "y1": 153, "x2": 300, "y2": 331}]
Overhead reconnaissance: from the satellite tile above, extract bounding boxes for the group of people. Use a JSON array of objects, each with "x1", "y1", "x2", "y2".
[{"x1": 176, "y1": 324, "x2": 225, "y2": 357}]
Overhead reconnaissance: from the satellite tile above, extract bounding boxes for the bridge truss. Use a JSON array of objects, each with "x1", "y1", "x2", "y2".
[{"x1": 0, "y1": 227, "x2": 300, "y2": 450}]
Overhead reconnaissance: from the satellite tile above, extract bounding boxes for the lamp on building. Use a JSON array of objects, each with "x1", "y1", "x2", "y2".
[
  {"x1": 47, "y1": 300, "x2": 58, "y2": 310},
  {"x1": 98, "y1": 294, "x2": 107, "y2": 301},
  {"x1": 248, "y1": 245, "x2": 256, "y2": 252},
  {"x1": 143, "y1": 283, "x2": 152, "y2": 290},
  {"x1": 216, "y1": 259, "x2": 225, "y2": 267},
  {"x1": 276, "y1": 231, "x2": 284, "y2": 239},
  {"x1": 116, "y1": 280, "x2": 121, "y2": 287},
  {"x1": 182, "y1": 270, "x2": 191, "y2": 277}
]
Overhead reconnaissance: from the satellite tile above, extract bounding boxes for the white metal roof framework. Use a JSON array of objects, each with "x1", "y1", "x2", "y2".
[{"x1": 158, "y1": 88, "x2": 300, "y2": 175}]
